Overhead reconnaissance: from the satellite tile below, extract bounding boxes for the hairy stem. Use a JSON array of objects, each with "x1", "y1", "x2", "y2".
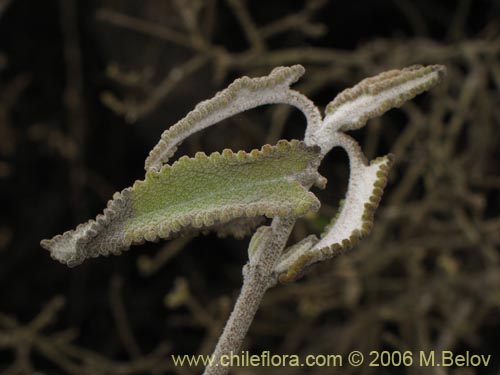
[{"x1": 203, "y1": 217, "x2": 295, "y2": 375}]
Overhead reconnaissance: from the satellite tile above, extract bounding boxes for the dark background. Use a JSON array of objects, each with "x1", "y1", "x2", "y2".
[{"x1": 0, "y1": 0, "x2": 499, "y2": 374}]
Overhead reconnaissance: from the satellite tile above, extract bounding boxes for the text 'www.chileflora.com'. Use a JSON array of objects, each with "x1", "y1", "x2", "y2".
[{"x1": 171, "y1": 350, "x2": 492, "y2": 369}]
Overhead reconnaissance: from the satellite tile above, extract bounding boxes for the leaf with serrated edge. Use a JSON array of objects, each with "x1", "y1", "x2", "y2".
[
  {"x1": 307, "y1": 65, "x2": 446, "y2": 153},
  {"x1": 276, "y1": 154, "x2": 393, "y2": 282},
  {"x1": 144, "y1": 65, "x2": 321, "y2": 172},
  {"x1": 41, "y1": 140, "x2": 321, "y2": 267}
]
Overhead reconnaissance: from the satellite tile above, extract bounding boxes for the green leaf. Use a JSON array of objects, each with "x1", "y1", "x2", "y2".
[{"x1": 41, "y1": 140, "x2": 321, "y2": 267}]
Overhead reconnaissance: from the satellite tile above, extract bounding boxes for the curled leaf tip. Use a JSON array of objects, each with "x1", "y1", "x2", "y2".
[
  {"x1": 144, "y1": 65, "x2": 317, "y2": 172},
  {"x1": 307, "y1": 64, "x2": 447, "y2": 153},
  {"x1": 326, "y1": 65, "x2": 445, "y2": 129},
  {"x1": 276, "y1": 154, "x2": 394, "y2": 282}
]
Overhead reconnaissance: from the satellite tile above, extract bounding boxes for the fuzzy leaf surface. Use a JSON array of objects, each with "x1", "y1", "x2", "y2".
[
  {"x1": 145, "y1": 65, "x2": 321, "y2": 172},
  {"x1": 276, "y1": 154, "x2": 393, "y2": 282},
  {"x1": 41, "y1": 140, "x2": 320, "y2": 267},
  {"x1": 308, "y1": 65, "x2": 446, "y2": 153}
]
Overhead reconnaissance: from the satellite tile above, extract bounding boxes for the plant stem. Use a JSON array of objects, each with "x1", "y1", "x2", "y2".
[{"x1": 203, "y1": 217, "x2": 295, "y2": 375}]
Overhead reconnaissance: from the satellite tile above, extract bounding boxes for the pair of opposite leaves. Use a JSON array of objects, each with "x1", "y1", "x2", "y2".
[{"x1": 41, "y1": 64, "x2": 445, "y2": 281}]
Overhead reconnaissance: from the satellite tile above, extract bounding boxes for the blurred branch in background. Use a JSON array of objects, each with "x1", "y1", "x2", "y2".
[
  {"x1": 0, "y1": 297, "x2": 173, "y2": 375},
  {"x1": 58, "y1": 0, "x2": 89, "y2": 220},
  {"x1": 0, "y1": 0, "x2": 12, "y2": 21},
  {"x1": 96, "y1": 0, "x2": 329, "y2": 122}
]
